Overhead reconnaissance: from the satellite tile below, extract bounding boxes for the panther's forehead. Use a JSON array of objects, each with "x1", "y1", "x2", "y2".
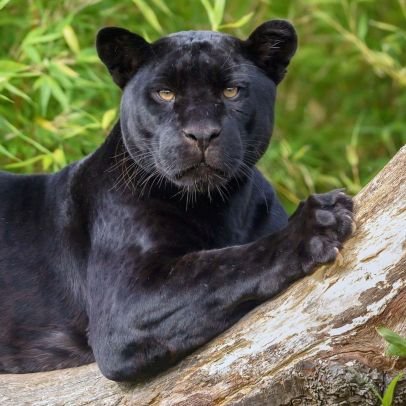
[
  {"x1": 153, "y1": 30, "x2": 239, "y2": 54},
  {"x1": 149, "y1": 31, "x2": 246, "y2": 84}
]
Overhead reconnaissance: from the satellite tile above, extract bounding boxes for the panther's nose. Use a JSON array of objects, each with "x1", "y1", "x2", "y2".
[{"x1": 182, "y1": 124, "x2": 221, "y2": 151}]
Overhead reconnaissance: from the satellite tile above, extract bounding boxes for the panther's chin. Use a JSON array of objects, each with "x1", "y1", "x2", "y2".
[{"x1": 167, "y1": 163, "x2": 230, "y2": 190}]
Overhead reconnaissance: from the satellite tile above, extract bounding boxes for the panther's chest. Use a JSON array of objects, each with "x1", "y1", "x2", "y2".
[{"x1": 91, "y1": 194, "x2": 243, "y2": 254}]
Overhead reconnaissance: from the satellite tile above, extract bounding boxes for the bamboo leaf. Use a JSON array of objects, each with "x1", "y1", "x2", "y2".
[
  {"x1": 52, "y1": 148, "x2": 66, "y2": 167},
  {"x1": 292, "y1": 145, "x2": 310, "y2": 161},
  {"x1": 219, "y1": 12, "x2": 254, "y2": 29},
  {"x1": 34, "y1": 76, "x2": 52, "y2": 115},
  {"x1": 23, "y1": 31, "x2": 61, "y2": 45},
  {"x1": 0, "y1": 94, "x2": 13, "y2": 103},
  {"x1": 52, "y1": 61, "x2": 79, "y2": 78},
  {"x1": 4, "y1": 155, "x2": 45, "y2": 169},
  {"x1": 0, "y1": 0, "x2": 11, "y2": 10},
  {"x1": 101, "y1": 108, "x2": 117, "y2": 130},
  {"x1": 358, "y1": 13, "x2": 368, "y2": 40},
  {"x1": 63, "y1": 25, "x2": 80, "y2": 54},
  {"x1": 0, "y1": 144, "x2": 21, "y2": 162},
  {"x1": 3, "y1": 121, "x2": 51, "y2": 154},
  {"x1": 35, "y1": 117, "x2": 58, "y2": 133},
  {"x1": 22, "y1": 44, "x2": 41, "y2": 64},
  {"x1": 200, "y1": 0, "x2": 216, "y2": 30},
  {"x1": 0, "y1": 60, "x2": 28, "y2": 73},
  {"x1": 132, "y1": 0, "x2": 163, "y2": 33},
  {"x1": 213, "y1": 0, "x2": 226, "y2": 30},
  {"x1": 369, "y1": 20, "x2": 400, "y2": 33},
  {"x1": 47, "y1": 76, "x2": 69, "y2": 110},
  {"x1": 346, "y1": 144, "x2": 359, "y2": 167},
  {"x1": 151, "y1": 0, "x2": 171, "y2": 15},
  {"x1": 4, "y1": 83, "x2": 32, "y2": 102},
  {"x1": 42, "y1": 154, "x2": 54, "y2": 171}
]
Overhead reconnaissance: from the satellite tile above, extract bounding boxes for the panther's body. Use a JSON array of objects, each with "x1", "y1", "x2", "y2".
[
  {"x1": 0, "y1": 132, "x2": 285, "y2": 373},
  {"x1": 0, "y1": 21, "x2": 353, "y2": 381}
]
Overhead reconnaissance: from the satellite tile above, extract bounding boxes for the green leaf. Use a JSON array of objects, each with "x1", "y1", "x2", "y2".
[
  {"x1": 357, "y1": 13, "x2": 368, "y2": 40},
  {"x1": 51, "y1": 61, "x2": 78, "y2": 78},
  {"x1": 0, "y1": 94, "x2": 13, "y2": 103},
  {"x1": 4, "y1": 155, "x2": 45, "y2": 169},
  {"x1": 41, "y1": 82, "x2": 52, "y2": 115},
  {"x1": 292, "y1": 145, "x2": 310, "y2": 161},
  {"x1": 151, "y1": 0, "x2": 171, "y2": 15},
  {"x1": 34, "y1": 76, "x2": 52, "y2": 115},
  {"x1": 339, "y1": 172, "x2": 359, "y2": 194},
  {"x1": 141, "y1": 29, "x2": 152, "y2": 43},
  {"x1": 3, "y1": 121, "x2": 51, "y2": 154},
  {"x1": 316, "y1": 174, "x2": 342, "y2": 188},
  {"x1": 47, "y1": 76, "x2": 69, "y2": 110},
  {"x1": 213, "y1": 0, "x2": 226, "y2": 29},
  {"x1": 101, "y1": 108, "x2": 117, "y2": 130},
  {"x1": 377, "y1": 327, "x2": 406, "y2": 357},
  {"x1": 369, "y1": 20, "x2": 400, "y2": 33},
  {"x1": 52, "y1": 148, "x2": 66, "y2": 167},
  {"x1": 22, "y1": 44, "x2": 41, "y2": 64},
  {"x1": 0, "y1": 60, "x2": 28, "y2": 73},
  {"x1": 132, "y1": 0, "x2": 163, "y2": 33},
  {"x1": 23, "y1": 31, "x2": 61, "y2": 45},
  {"x1": 0, "y1": 0, "x2": 11, "y2": 10},
  {"x1": 219, "y1": 12, "x2": 254, "y2": 29},
  {"x1": 200, "y1": 0, "x2": 216, "y2": 30},
  {"x1": 0, "y1": 144, "x2": 21, "y2": 162},
  {"x1": 42, "y1": 154, "x2": 54, "y2": 171},
  {"x1": 346, "y1": 144, "x2": 359, "y2": 167},
  {"x1": 200, "y1": 0, "x2": 225, "y2": 31},
  {"x1": 35, "y1": 117, "x2": 57, "y2": 133},
  {"x1": 387, "y1": 344, "x2": 406, "y2": 357},
  {"x1": 382, "y1": 373, "x2": 403, "y2": 406},
  {"x1": 63, "y1": 25, "x2": 80, "y2": 54},
  {"x1": 4, "y1": 83, "x2": 32, "y2": 102}
]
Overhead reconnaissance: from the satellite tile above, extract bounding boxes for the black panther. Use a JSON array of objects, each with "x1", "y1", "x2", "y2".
[{"x1": 0, "y1": 20, "x2": 353, "y2": 381}]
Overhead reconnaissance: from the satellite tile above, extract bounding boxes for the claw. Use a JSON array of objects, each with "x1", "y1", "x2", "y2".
[{"x1": 334, "y1": 247, "x2": 344, "y2": 266}]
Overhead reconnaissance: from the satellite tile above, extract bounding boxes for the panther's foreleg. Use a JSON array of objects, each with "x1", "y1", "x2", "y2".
[{"x1": 88, "y1": 190, "x2": 353, "y2": 381}]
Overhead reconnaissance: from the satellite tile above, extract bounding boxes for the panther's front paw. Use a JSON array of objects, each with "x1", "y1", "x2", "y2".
[{"x1": 291, "y1": 189, "x2": 354, "y2": 274}]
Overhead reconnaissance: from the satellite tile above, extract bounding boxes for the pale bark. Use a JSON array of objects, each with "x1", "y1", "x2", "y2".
[{"x1": 1, "y1": 146, "x2": 405, "y2": 406}]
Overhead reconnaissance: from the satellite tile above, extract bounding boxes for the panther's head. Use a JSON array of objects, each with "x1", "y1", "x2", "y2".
[{"x1": 96, "y1": 21, "x2": 297, "y2": 193}]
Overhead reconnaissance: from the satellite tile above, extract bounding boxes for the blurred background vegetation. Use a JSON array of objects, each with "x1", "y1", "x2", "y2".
[{"x1": 0, "y1": 0, "x2": 405, "y2": 211}]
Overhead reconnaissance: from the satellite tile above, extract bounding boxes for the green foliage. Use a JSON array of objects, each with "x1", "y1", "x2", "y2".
[
  {"x1": 367, "y1": 327, "x2": 406, "y2": 405},
  {"x1": 369, "y1": 372, "x2": 404, "y2": 406},
  {"x1": 380, "y1": 373, "x2": 404, "y2": 406},
  {"x1": 1, "y1": 0, "x2": 405, "y2": 211},
  {"x1": 377, "y1": 327, "x2": 406, "y2": 357}
]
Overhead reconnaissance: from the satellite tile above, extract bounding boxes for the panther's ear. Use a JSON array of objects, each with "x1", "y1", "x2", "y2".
[
  {"x1": 96, "y1": 27, "x2": 151, "y2": 88},
  {"x1": 245, "y1": 20, "x2": 297, "y2": 85}
]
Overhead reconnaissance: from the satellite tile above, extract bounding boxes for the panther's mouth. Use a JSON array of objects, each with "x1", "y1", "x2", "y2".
[{"x1": 174, "y1": 162, "x2": 227, "y2": 181}]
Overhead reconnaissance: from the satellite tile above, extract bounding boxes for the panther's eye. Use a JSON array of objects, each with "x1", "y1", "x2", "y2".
[
  {"x1": 223, "y1": 87, "x2": 239, "y2": 99},
  {"x1": 158, "y1": 89, "x2": 175, "y2": 102}
]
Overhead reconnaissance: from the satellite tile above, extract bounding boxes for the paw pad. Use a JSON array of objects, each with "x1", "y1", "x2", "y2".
[{"x1": 293, "y1": 189, "x2": 354, "y2": 274}]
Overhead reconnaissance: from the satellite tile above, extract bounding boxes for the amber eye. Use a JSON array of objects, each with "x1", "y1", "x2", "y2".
[
  {"x1": 223, "y1": 87, "x2": 239, "y2": 99},
  {"x1": 158, "y1": 89, "x2": 175, "y2": 102}
]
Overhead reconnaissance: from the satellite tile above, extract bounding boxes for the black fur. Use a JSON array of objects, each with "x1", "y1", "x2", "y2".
[{"x1": 0, "y1": 21, "x2": 353, "y2": 381}]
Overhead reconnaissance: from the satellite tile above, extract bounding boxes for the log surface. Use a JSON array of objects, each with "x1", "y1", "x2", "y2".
[{"x1": 1, "y1": 147, "x2": 405, "y2": 406}]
